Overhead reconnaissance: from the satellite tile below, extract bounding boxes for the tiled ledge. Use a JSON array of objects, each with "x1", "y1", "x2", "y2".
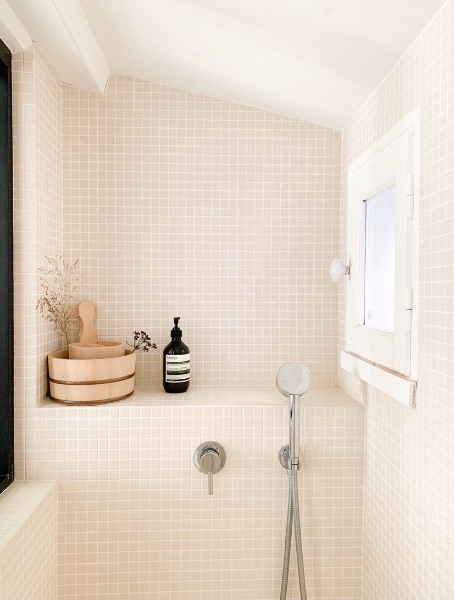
[
  {"x1": 42, "y1": 385, "x2": 362, "y2": 408},
  {"x1": 0, "y1": 481, "x2": 57, "y2": 553}
]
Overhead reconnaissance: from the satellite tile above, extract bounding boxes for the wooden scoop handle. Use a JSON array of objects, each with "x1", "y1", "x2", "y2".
[{"x1": 78, "y1": 301, "x2": 98, "y2": 345}]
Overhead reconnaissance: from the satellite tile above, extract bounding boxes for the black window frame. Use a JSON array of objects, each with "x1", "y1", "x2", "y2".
[{"x1": 0, "y1": 38, "x2": 14, "y2": 495}]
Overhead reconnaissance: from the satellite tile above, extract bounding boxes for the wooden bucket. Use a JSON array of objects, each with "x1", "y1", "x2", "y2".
[
  {"x1": 48, "y1": 350, "x2": 136, "y2": 405},
  {"x1": 68, "y1": 341, "x2": 125, "y2": 360}
]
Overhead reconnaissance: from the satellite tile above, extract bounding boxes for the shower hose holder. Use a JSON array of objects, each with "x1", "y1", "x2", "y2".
[
  {"x1": 275, "y1": 362, "x2": 311, "y2": 600},
  {"x1": 279, "y1": 444, "x2": 303, "y2": 470}
]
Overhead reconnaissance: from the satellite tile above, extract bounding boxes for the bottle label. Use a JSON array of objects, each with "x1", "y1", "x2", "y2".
[{"x1": 165, "y1": 354, "x2": 190, "y2": 383}]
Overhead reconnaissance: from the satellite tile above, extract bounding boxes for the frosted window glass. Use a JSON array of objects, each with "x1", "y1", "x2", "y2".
[{"x1": 364, "y1": 185, "x2": 396, "y2": 331}]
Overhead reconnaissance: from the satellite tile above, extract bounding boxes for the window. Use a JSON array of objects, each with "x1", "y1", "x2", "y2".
[
  {"x1": 0, "y1": 38, "x2": 14, "y2": 494},
  {"x1": 341, "y1": 109, "x2": 419, "y2": 407},
  {"x1": 364, "y1": 185, "x2": 396, "y2": 331}
]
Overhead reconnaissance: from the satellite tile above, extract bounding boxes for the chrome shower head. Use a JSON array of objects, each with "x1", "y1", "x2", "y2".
[{"x1": 276, "y1": 362, "x2": 311, "y2": 397}]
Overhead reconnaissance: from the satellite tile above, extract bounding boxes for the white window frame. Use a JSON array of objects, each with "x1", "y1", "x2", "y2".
[{"x1": 341, "y1": 109, "x2": 419, "y2": 407}]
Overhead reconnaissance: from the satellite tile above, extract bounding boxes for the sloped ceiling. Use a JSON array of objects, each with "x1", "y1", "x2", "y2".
[
  {"x1": 80, "y1": 0, "x2": 445, "y2": 128},
  {"x1": 5, "y1": 0, "x2": 447, "y2": 128}
]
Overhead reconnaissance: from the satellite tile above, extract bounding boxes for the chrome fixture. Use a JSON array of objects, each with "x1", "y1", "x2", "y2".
[
  {"x1": 276, "y1": 362, "x2": 311, "y2": 600},
  {"x1": 193, "y1": 441, "x2": 226, "y2": 496},
  {"x1": 276, "y1": 362, "x2": 310, "y2": 471},
  {"x1": 330, "y1": 257, "x2": 351, "y2": 282}
]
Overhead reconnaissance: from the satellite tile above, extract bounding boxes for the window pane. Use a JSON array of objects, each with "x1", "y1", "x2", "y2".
[{"x1": 364, "y1": 185, "x2": 396, "y2": 331}]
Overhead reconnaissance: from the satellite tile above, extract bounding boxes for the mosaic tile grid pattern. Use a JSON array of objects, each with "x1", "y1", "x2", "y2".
[
  {"x1": 9, "y1": 0, "x2": 454, "y2": 596},
  {"x1": 12, "y1": 46, "x2": 363, "y2": 600},
  {"x1": 13, "y1": 46, "x2": 63, "y2": 419},
  {"x1": 61, "y1": 75, "x2": 341, "y2": 389},
  {"x1": 339, "y1": 2, "x2": 454, "y2": 599},
  {"x1": 49, "y1": 403, "x2": 363, "y2": 600},
  {"x1": 0, "y1": 482, "x2": 57, "y2": 600}
]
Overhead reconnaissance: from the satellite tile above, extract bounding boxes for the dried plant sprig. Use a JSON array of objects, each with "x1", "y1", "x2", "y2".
[
  {"x1": 36, "y1": 255, "x2": 80, "y2": 348},
  {"x1": 127, "y1": 331, "x2": 157, "y2": 353}
]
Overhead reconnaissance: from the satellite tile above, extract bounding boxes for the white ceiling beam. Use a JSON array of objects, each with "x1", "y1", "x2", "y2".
[
  {"x1": 0, "y1": 0, "x2": 32, "y2": 52},
  {"x1": 7, "y1": 0, "x2": 110, "y2": 92}
]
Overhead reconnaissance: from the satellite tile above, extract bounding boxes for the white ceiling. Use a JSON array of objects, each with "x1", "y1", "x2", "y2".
[{"x1": 4, "y1": 0, "x2": 447, "y2": 128}]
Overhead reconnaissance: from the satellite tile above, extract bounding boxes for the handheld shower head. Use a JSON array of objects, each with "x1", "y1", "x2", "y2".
[
  {"x1": 276, "y1": 362, "x2": 311, "y2": 472},
  {"x1": 276, "y1": 362, "x2": 311, "y2": 397}
]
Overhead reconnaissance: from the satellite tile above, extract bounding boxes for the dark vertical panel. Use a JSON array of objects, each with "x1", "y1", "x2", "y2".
[{"x1": 0, "y1": 38, "x2": 14, "y2": 494}]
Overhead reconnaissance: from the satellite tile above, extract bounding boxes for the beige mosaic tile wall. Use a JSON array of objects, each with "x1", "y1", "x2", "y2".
[
  {"x1": 51, "y1": 401, "x2": 363, "y2": 600},
  {"x1": 61, "y1": 75, "x2": 341, "y2": 389},
  {"x1": 13, "y1": 47, "x2": 63, "y2": 471},
  {"x1": 11, "y1": 0, "x2": 454, "y2": 595},
  {"x1": 0, "y1": 482, "x2": 57, "y2": 600},
  {"x1": 12, "y1": 46, "x2": 363, "y2": 600},
  {"x1": 339, "y1": 2, "x2": 454, "y2": 599}
]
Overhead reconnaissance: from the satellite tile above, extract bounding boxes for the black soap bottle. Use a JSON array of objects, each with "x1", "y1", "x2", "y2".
[{"x1": 163, "y1": 317, "x2": 190, "y2": 393}]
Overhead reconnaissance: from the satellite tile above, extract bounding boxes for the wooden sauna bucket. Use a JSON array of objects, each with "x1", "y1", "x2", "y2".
[
  {"x1": 48, "y1": 350, "x2": 136, "y2": 405},
  {"x1": 68, "y1": 341, "x2": 125, "y2": 360}
]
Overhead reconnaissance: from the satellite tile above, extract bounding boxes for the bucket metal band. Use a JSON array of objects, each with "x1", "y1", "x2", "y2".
[{"x1": 49, "y1": 372, "x2": 135, "y2": 386}]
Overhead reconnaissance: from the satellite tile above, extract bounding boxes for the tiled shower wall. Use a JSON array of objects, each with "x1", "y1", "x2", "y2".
[
  {"x1": 61, "y1": 75, "x2": 341, "y2": 389},
  {"x1": 12, "y1": 46, "x2": 364, "y2": 600},
  {"x1": 0, "y1": 483, "x2": 57, "y2": 600},
  {"x1": 53, "y1": 400, "x2": 363, "y2": 600},
  {"x1": 339, "y1": 2, "x2": 454, "y2": 599},
  {"x1": 13, "y1": 47, "x2": 62, "y2": 416}
]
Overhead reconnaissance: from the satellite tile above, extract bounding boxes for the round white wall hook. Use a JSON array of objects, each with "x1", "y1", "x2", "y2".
[{"x1": 330, "y1": 258, "x2": 351, "y2": 282}]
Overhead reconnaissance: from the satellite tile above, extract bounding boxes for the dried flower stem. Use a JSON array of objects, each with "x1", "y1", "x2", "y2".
[
  {"x1": 127, "y1": 331, "x2": 157, "y2": 353},
  {"x1": 36, "y1": 255, "x2": 80, "y2": 348}
]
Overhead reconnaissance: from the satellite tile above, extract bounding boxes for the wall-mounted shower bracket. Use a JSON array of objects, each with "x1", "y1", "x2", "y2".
[
  {"x1": 275, "y1": 362, "x2": 311, "y2": 599},
  {"x1": 193, "y1": 441, "x2": 226, "y2": 495},
  {"x1": 279, "y1": 444, "x2": 303, "y2": 470}
]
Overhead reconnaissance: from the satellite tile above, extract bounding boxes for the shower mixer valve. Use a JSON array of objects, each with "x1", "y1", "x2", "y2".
[{"x1": 193, "y1": 441, "x2": 226, "y2": 496}]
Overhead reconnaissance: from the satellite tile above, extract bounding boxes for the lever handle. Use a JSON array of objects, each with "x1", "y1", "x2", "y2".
[
  {"x1": 200, "y1": 448, "x2": 220, "y2": 472},
  {"x1": 193, "y1": 441, "x2": 226, "y2": 496},
  {"x1": 200, "y1": 449, "x2": 221, "y2": 495}
]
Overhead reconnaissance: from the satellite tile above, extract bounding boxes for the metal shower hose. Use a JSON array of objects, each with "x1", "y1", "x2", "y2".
[{"x1": 280, "y1": 469, "x2": 307, "y2": 600}]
